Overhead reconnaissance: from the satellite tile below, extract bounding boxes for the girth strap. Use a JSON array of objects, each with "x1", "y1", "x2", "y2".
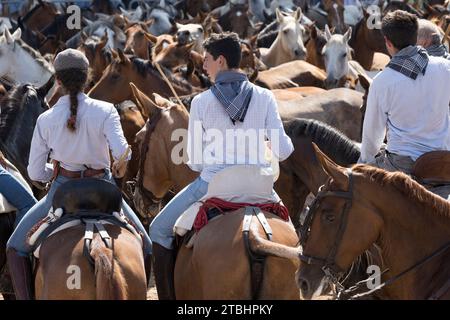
[{"x1": 242, "y1": 206, "x2": 272, "y2": 300}]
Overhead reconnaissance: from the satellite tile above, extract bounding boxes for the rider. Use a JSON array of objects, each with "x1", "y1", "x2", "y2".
[
  {"x1": 417, "y1": 19, "x2": 450, "y2": 60},
  {"x1": 359, "y1": 10, "x2": 450, "y2": 174},
  {"x1": 6, "y1": 49, "x2": 152, "y2": 300},
  {"x1": 149, "y1": 32, "x2": 294, "y2": 300}
]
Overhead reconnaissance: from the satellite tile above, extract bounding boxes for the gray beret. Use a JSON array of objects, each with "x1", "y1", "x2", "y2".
[{"x1": 54, "y1": 48, "x2": 89, "y2": 71}]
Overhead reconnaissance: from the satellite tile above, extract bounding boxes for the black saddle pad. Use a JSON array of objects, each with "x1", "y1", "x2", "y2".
[{"x1": 52, "y1": 178, "x2": 122, "y2": 214}]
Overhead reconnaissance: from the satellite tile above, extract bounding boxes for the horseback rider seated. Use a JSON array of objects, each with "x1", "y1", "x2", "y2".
[{"x1": 358, "y1": 10, "x2": 450, "y2": 198}]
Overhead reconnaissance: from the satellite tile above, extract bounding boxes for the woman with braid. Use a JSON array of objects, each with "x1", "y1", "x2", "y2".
[{"x1": 6, "y1": 49, "x2": 152, "y2": 300}]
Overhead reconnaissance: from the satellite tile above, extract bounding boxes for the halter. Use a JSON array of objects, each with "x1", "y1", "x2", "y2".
[{"x1": 298, "y1": 168, "x2": 354, "y2": 284}]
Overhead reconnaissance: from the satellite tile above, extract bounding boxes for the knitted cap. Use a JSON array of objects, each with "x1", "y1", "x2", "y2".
[{"x1": 53, "y1": 48, "x2": 89, "y2": 71}]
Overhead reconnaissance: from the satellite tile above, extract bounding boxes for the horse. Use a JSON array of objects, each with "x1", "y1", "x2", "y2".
[
  {"x1": 277, "y1": 87, "x2": 363, "y2": 142},
  {"x1": 20, "y1": 0, "x2": 59, "y2": 32},
  {"x1": 0, "y1": 28, "x2": 54, "y2": 88},
  {"x1": 130, "y1": 84, "x2": 299, "y2": 299},
  {"x1": 0, "y1": 82, "x2": 53, "y2": 188},
  {"x1": 259, "y1": 8, "x2": 307, "y2": 68},
  {"x1": 255, "y1": 60, "x2": 326, "y2": 89},
  {"x1": 323, "y1": 0, "x2": 347, "y2": 34},
  {"x1": 34, "y1": 179, "x2": 147, "y2": 299},
  {"x1": 88, "y1": 51, "x2": 197, "y2": 104},
  {"x1": 175, "y1": 22, "x2": 204, "y2": 54},
  {"x1": 271, "y1": 87, "x2": 326, "y2": 101},
  {"x1": 124, "y1": 21, "x2": 154, "y2": 60},
  {"x1": 295, "y1": 146, "x2": 450, "y2": 300},
  {"x1": 321, "y1": 25, "x2": 369, "y2": 90},
  {"x1": 349, "y1": 11, "x2": 389, "y2": 71},
  {"x1": 306, "y1": 25, "x2": 327, "y2": 70},
  {"x1": 215, "y1": 0, "x2": 254, "y2": 39}
]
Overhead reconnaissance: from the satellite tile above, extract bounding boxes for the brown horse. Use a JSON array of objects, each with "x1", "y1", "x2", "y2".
[
  {"x1": 323, "y1": 0, "x2": 347, "y2": 34},
  {"x1": 35, "y1": 225, "x2": 147, "y2": 299},
  {"x1": 295, "y1": 146, "x2": 450, "y2": 300},
  {"x1": 88, "y1": 51, "x2": 197, "y2": 104},
  {"x1": 21, "y1": 0, "x2": 59, "y2": 32},
  {"x1": 124, "y1": 22, "x2": 154, "y2": 60},
  {"x1": 349, "y1": 10, "x2": 389, "y2": 71},
  {"x1": 255, "y1": 60, "x2": 326, "y2": 89},
  {"x1": 278, "y1": 88, "x2": 363, "y2": 142},
  {"x1": 306, "y1": 25, "x2": 327, "y2": 70}
]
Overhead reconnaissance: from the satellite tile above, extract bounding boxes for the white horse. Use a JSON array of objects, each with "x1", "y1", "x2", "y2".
[
  {"x1": 322, "y1": 24, "x2": 370, "y2": 91},
  {"x1": 259, "y1": 8, "x2": 307, "y2": 68},
  {"x1": 175, "y1": 23, "x2": 204, "y2": 54},
  {"x1": 0, "y1": 28, "x2": 53, "y2": 88}
]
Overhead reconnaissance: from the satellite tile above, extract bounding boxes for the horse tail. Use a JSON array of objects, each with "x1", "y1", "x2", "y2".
[{"x1": 90, "y1": 235, "x2": 128, "y2": 300}]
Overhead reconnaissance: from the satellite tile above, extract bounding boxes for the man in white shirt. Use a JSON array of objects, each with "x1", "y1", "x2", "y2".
[
  {"x1": 149, "y1": 32, "x2": 294, "y2": 299},
  {"x1": 359, "y1": 10, "x2": 450, "y2": 174}
]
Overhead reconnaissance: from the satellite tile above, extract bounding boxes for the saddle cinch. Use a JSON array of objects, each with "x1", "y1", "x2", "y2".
[
  {"x1": 173, "y1": 163, "x2": 283, "y2": 247},
  {"x1": 412, "y1": 151, "x2": 450, "y2": 200},
  {"x1": 27, "y1": 178, "x2": 143, "y2": 259}
]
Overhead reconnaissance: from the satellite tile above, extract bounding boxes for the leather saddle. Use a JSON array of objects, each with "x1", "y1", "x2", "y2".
[
  {"x1": 412, "y1": 151, "x2": 450, "y2": 185},
  {"x1": 52, "y1": 178, "x2": 122, "y2": 214}
]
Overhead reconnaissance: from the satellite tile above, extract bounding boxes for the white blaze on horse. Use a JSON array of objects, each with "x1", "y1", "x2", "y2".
[
  {"x1": 259, "y1": 8, "x2": 307, "y2": 68},
  {"x1": 322, "y1": 24, "x2": 369, "y2": 91},
  {"x1": 0, "y1": 28, "x2": 54, "y2": 87}
]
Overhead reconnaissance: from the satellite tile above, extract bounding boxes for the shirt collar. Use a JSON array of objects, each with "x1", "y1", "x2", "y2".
[{"x1": 55, "y1": 92, "x2": 88, "y2": 107}]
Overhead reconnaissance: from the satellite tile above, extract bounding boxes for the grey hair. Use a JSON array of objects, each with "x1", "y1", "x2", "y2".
[{"x1": 417, "y1": 19, "x2": 444, "y2": 46}]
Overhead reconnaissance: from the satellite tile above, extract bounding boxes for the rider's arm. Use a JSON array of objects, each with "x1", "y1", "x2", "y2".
[
  {"x1": 359, "y1": 82, "x2": 388, "y2": 163},
  {"x1": 27, "y1": 118, "x2": 53, "y2": 182},
  {"x1": 265, "y1": 90, "x2": 294, "y2": 161},
  {"x1": 187, "y1": 95, "x2": 204, "y2": 172},
  {"x1": 103, "y1": 106, "x2": 131, "y2": 163}
]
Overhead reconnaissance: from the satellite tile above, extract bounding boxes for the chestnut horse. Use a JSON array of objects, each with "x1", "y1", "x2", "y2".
[
  {"x1": 295, "y1": 147, "x2": 450, "y2": 300},
  {"x1": 88, "y1": 51, "x2": 197, "y2": 104}
]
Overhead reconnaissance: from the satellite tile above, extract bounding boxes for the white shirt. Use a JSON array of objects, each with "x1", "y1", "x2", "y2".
[
  {"x1": 187, "y1": 84, "x2": 294, "y2": 182},
  {"x1": 360, "y1": 56, "x2": 450, "y2": 163},
  {"x1": 28, "y1": 93, "x2": 130, "y2": 182}
]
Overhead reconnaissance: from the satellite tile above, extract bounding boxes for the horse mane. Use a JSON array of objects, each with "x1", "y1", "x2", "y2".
[
  {"x1": 284, "y1": 118, "x2": 360, "y2": 166},
  {"x1": 129, "y1": 56, "x2": 193, "y2": 92},
  {"x1": 352, "y1": 164, "x2": 450, "y2": 219},
  {"x1": 16, "y1": 39, "x2": 54, "y2": 73},
  {"x1": 0, "y1": 85, "x2": 29, "y2": 140},
  {"x1": 21, "y1": 1, "x2": 44, "y2": 22}
]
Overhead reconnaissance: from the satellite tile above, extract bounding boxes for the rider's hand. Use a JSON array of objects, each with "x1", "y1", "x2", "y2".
[{"x1": 112, "y1": 160, "x2": 128, "y2": 178}]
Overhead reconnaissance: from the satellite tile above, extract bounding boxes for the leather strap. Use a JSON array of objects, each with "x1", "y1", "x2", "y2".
[{"x1": 58, "y1": 167, "x2": 106, "y2": 179}]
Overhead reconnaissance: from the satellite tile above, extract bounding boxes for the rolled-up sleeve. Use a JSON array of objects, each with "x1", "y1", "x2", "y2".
[
  {"x1": 103, "y1": 107, "x2": 131, "y2": 161},
  {"x1": 265, "y1": 91, "x2": 294, "y2": 161},
  {"x1": 27, "y1": 119, "x2": 53, "y2": 182}
]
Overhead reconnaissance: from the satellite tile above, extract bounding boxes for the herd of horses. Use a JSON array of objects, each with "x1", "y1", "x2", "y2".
[{"x1": 0, "y1": 0, "x2": 448, "y2": 300}]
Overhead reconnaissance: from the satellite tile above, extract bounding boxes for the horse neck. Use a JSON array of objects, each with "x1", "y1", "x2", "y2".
[
  {"x1": 8, "y1": 46, "x2": 53, "y2": 87},
  {"x1": 142, "y1": 67, "x2": 192, "y2": 97},
  {"x1": 265, "y1": 31, "x2": 290, "y2": 66},
  {"x1": 349, "y1": 25, "x2": 374, "y2": 71},
  {"x1": 368, "y1": 183, "x2": 450, "y2": 298}
]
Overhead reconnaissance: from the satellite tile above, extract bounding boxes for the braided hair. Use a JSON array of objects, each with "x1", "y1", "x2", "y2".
[{"x1": 55, "y1": 68, "x2": 88, "y2": 131}]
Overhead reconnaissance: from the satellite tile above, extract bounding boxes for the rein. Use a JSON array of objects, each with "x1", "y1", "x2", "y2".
[
  {"x1": 136, "y1": 107, "x2": 164, "y2": 206},
  {"x1": 300, "y1": 168, "x2": 450, "y2": 300}
]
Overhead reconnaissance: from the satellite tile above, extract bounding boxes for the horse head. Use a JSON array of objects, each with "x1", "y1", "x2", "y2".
[
  {"x1": 276, "y1": 8, "x2": 307, "y2": 61},
  {"x1": 322, "y1": 24, "x2": 353, "y2": 89}
]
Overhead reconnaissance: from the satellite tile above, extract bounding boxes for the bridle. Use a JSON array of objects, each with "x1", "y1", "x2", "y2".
[
  {"x1": 298, "y1": 168, "x2": 450, "y2": 300},
  {"x1": 135, "y1": 107, "x2": 165, "y2": 207},
  {"x1": 298, "y1": 168, "x2": 354, "y2": 285}
]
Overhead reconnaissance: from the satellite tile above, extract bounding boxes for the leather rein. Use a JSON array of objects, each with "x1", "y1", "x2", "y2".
[{"x1": 299, "y1": 168, "x2": 450, "y2": 300}]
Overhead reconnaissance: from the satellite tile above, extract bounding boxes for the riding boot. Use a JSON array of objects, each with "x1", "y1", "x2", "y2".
[
  {"x1": 144, "y1": 253, "x2": 152, "y2": 287},
  {"x1": 152, "y1": 243, "x2": 176, "y2": 300},
  {"x1": 6, "y1": 248, "x2": 33, "y2": 300}
]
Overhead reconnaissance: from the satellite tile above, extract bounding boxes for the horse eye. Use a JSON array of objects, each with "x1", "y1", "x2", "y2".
[
  {"x1": 322, "y1": 211, "x2": 335, "y2": 223},
  {"x1": 342, "y1": 52, "x2": 347, "y2": 58},
  {"x1": 283, "y1": 29, "x2": 288, "y2": 34}
]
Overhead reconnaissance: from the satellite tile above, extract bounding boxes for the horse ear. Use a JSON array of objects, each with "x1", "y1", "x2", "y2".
[
  {"x1": 324, "y1": 24, "x2": 332, "y2": 41},
  {"x1": 294, "y1": 7, "x2": 302, "y2": 21},
  {"x1": 129, "y1": 82, "x2": 159, "y2": 119},
  {"x1": 111, "y1": 48, "x2": 119, "y2": 60},
  {"x1": 343, "y1": 27, "x2": 352, "y2": 43},
  {"x1": 312, "y1": 143, "x2": 349, "y2": 188},
  {"x1": 311, "y1": 25, "x2": 318, "y2": 39},
  {"x1": 153, "y1": 93, "x2": 175, "y2": 107},
  {"x1": 98, "y1": 31, "x2": 108, "y2": 50},
  {"x1": 358, "y1": 73, "x2": 372, "y2": 93},
  {"x1": 117, "y1": 48, "x2": 130, "y2": 64},
  {"x1": 176, "y1": 22, "x2": 183, "y2": 30},
  {"x1": 144, "y1": 32, "x2": 157, "y2": 44},
  {"x1": 276, "y1": 8, "x2": 284, "y2": 23},
  {"x1": 144, "y1": 18, "x2": 154, "y2": 29},
  {"x1": 80, "y1": 31, "x2": 88, "y2": 42}
]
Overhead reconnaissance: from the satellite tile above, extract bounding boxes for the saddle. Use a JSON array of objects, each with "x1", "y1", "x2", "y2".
[
  {"x1": 27, "y1": 179, "x2": 142, "y2": 260},
  {"x1": 412, "y1": 151, "x2": 450, "y2": 185}
]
